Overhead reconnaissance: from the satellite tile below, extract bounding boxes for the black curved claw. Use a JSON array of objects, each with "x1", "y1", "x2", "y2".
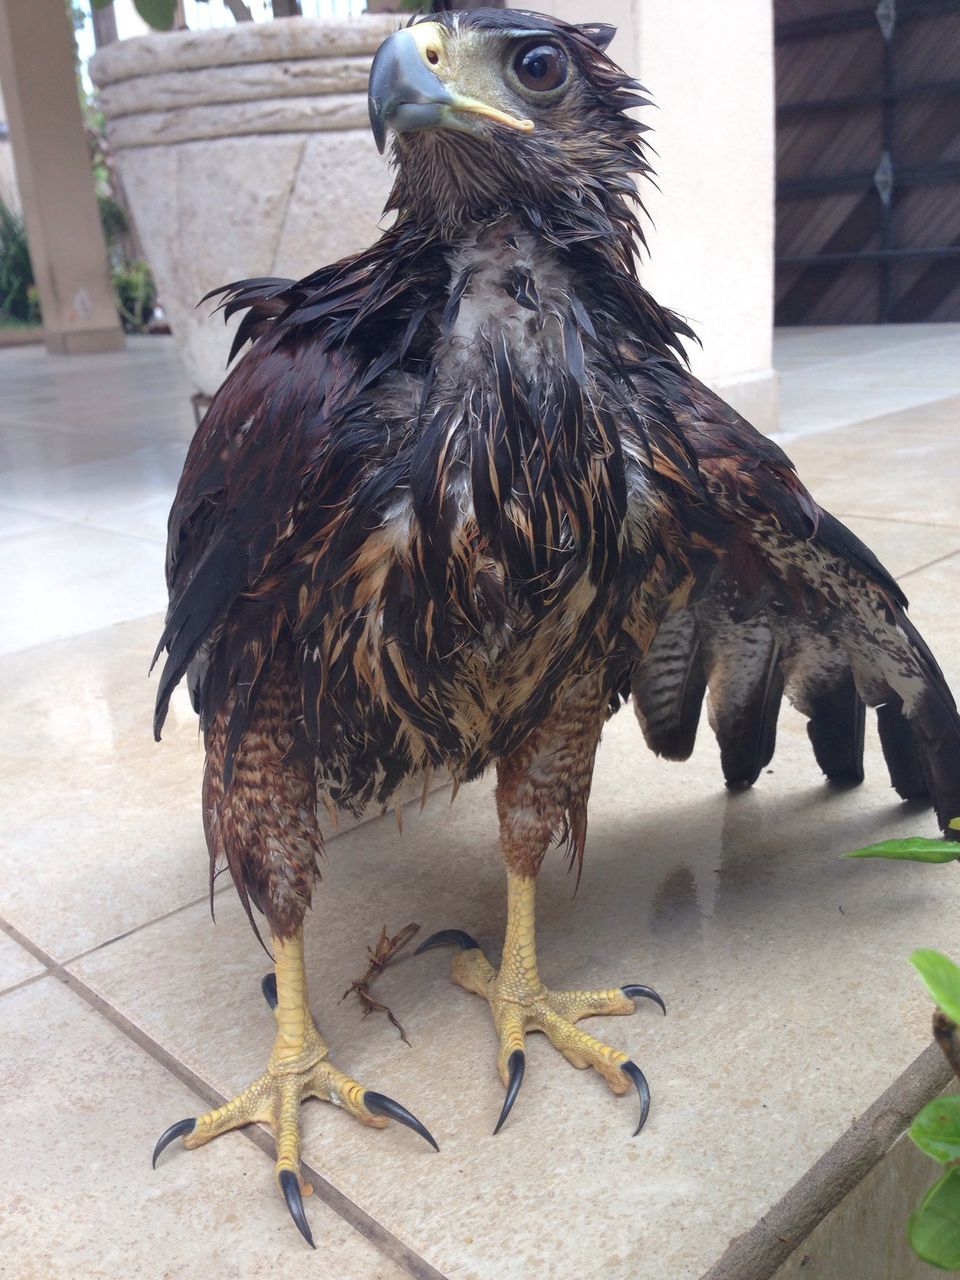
[
  {"x1": 279, "y1": 1168, "x2": 315, "y2": 1249},
  {"x1": 620, "y1": 1060, "x2": 651, "y2": 1136},
  {"x1": 493, "y1": 1049, "x2": 525, "y2": 1135},
  {"x1": 261, "y1": 972, "x2": 278, "y2": 1009},
  {"x1": 414, "y1": 929, "x2": 481, "y2": 955},
  {"x1": 622, "y1": 984, "x2": 666, "y2": 1016},
  {"x1": 151, "y1": 1117, "x2": 196, "y2": 1169},
  {"x1": 364, "y1": 1091, "x2": 439, "y2": 1151}
]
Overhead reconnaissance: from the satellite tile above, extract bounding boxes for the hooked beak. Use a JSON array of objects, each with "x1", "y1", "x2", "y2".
[{"x1": 367, "y1": 25, "x2": 534, "y2": 155}]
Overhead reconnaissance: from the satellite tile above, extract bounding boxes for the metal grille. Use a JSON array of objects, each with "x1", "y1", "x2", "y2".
[
  {"x1": 775, "y1": 0, "x2": 960, "y2": 323},
  {"x1": 182, "y1": 0, "x2": 366, "y2": 26}
]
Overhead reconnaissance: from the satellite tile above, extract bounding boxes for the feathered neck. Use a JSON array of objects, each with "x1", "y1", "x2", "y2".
[{"x1": 385, "y1": 129, "x2": 651, "y2": 270}]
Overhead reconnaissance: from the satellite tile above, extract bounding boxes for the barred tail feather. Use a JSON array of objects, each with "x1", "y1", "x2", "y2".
[
  {"x1": 631, "y1": 587, "x2": 960, "y2": 839},
  {"x1": 630, "y1": 611, "x2": 706, "y2": 761}
]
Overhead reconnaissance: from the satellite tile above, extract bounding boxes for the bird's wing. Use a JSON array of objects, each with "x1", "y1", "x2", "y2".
[
  {"x1": 152, "y1": 278, "x2": 363, "y2": 747},
  {"x1": 154, "y1": 225, "x2": 444, "y2": 776},
  {"x1": 628, "y1": 366, "x2": 960, "y2": 834}
]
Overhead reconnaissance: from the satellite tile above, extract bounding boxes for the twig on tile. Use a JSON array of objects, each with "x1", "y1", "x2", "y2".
[{"x1": 340, "y1": 922, "x2": 420, "y2": 1046}]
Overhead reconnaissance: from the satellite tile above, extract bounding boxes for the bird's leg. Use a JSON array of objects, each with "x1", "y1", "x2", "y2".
[
  {"x1": 152, "y1": 928, "x2": 436, "y2": 1248},
  {"x1": 420, "y1": 872, "x2": 662, "y2": 1134},
  {"x1": 418, "y1": 675, "x2": 664, "y2": 1134}
]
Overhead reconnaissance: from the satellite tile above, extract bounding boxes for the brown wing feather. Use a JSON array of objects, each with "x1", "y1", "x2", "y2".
[
  {"x1": 153, "y1": 330, "x2": 360, "y2": 743},
  {"x1": 154, "y1": 220, "x2": 445, "y2": 753},
  {"x1": 630, "y1": 372, "x2": 960, "y2": 833}
]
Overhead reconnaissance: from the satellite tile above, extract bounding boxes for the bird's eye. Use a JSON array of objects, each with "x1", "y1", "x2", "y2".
[{"x1": 513, "y1": 42, "x2": 568, "y2": 94}]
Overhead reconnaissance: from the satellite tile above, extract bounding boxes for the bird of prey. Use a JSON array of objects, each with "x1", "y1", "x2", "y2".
[{"x1": 150, "y1": 9, "x2": 960, "y2": 1246}]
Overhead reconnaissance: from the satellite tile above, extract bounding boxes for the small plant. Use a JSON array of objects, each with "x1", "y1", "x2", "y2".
[
  {"x1": 113, "y1": 259, "x2": 157, "y2": 332},
  {"x1": 844, "y1": 819, "x2": 960, "y2": 863},
  {"x1": 91, "y1": 0, "x2": 178, "y2": 30},
  {"x1": 0, "y1": 194, "x2": 156, "y2": 332},
  {"x1": 0, "y1": 198, "x2": 40, "y2": 326},
  {"x1": 908, "y1": 950, "x2": 960, "y2": 1271},
  {"x1": 845, "y1": 824, "x2": 960, "y2": 1268}
]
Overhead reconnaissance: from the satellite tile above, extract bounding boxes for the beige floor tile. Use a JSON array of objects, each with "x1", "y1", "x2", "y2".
[
  {"x1": 0, "y1": 523, "x2": 169, "y2": 655},
  {"x1": 893, "y1": 550, "x2": 960, "y2": 668},
  {"x1": 0, "y1": 336, "x2": 195, "y2": 435},
  {"x1": 0, "y1": 613, "x2": 443, "y2": 965},
  {"x1": 783, "y1": 396, "x2": 960, "y2": 529},
  {"x1": 774, "y1": 326, "x2": 960, "y2": 437},
  {"x1": 0, "y1": 438, "x2": 188, "y2": 544},
  {"x1": 0, "y1": 615, "x2": 209, "y2": 961},
  {"x1": 0, "y1": 505, "x2": 59, "y2": 539},
  {"x1": 0, "y1": 931, "x2": 45, "y2": 993},
  {"x1": 0, "y1": 977, "x2": 407, "y2": 1279},
  {"x1": 773, "y1": 323, "x2": 960, "y2": 373},
  {"x1": 0, "y1": 419, "x2": 190, "y2": 475},
  {"x1": 827, "y1": 513, "x2": 960, "y2": 580},
  {"x1": 69, "y1": 574, "x2": 960, "y2": 1280}
]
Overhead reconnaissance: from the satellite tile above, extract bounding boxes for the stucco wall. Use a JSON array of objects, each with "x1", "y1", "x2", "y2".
[{"x1": 545, "y1": 0, "x2": 778, "y2": 428}]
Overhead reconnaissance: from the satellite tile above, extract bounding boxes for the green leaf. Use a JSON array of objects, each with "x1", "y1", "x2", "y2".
[
  {"x1": 911, "y1": 1096, "x2": 960, "y2": 1163},
  {"x1": 911, "y1": 951, "x2": 960, "y2": 1026},
  {"x1": 90, "y1": 0, "x2": 114, "y2": 9},
  {"x1": 844, "y1": 838, "x2": 960, "y2": 863},
  {"x1": 133, "y1": 0, "x2": 177, "y2": 29},
  {"x1": 909, "y1": 1168, "x2": 960, "y2": 1270}
]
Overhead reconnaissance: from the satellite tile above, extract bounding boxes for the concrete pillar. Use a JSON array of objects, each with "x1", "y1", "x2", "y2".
[
  {"x1": 544, "y1": 0, "x2": 778, "y2": 432},
  {"x1": 0, "y1": 0, "x2": 124, "y2": 355}
]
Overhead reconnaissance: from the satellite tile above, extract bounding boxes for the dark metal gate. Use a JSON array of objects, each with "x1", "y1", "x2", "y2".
[{"x1": 775, "y1": 0, "x2": 960, "y2": 324}]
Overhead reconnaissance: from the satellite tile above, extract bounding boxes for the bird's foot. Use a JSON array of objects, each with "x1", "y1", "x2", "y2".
[
  {"x1": 152, "y1": 975, "x2": 436, "y2": 1248},
  {"x1": 417, "y1": 930, "x2": 663, "y2": 1135}
]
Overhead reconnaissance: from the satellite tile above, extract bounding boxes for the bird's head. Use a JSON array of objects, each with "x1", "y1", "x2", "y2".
[{"x1": 368, "y1": 9, "x2": 652, "y2": 245}]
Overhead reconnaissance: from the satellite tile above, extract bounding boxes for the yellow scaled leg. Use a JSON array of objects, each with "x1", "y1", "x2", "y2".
[
  {"x1": 418, "y1": 874, "x2": 664, "y2": 1134},
  {"x1": 152, "y1": 930, "x2": 437, "y2": 1247}
]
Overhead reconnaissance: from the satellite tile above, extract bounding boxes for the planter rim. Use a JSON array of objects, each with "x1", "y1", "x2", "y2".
[{"x1": 90, "y1": 14, "x2": 400, "y2": 88}]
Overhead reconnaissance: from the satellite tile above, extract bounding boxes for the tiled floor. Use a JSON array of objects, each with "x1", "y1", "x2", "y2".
[{"x1": 2, "y1": 326, "x2": 960, "y2": 1279}]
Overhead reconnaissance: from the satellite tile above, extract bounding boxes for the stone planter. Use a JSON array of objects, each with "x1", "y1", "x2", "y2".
[{"x1": 90, "y1": 16, "x2": 398, "y2": 397}]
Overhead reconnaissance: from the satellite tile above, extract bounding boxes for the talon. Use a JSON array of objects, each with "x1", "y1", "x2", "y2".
[
  {"x1": 364, "y1": 1091, "x2": 439, "y2": 1151},
  {"x1": 415, "y1": 929, "x2": 481, "y2": 955},
  {"x1": 279, "y1": 1168, "x2": 315, "y2": 1249},
  {"x1": 151, "y1": 1117, "x2": 196, "y2": 1169},
  {"x1": 621, "y1": 984, "x2": 666, "y2": 1016},
  {"x1": 620, "y1": 1060, "x2": 651, "y2": 1136},
  {"x1": 493, "y1": 1049, "x2": 525, "y2": 1135},
  {"x1": 261, "y1": 972, "x2": 278, "y2": 1009}
]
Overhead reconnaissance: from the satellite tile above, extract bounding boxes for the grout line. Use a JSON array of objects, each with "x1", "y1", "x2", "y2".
[
  {"x1": 0, "y1": 614, "x2": 167, "y2": 660},
  {"x1": 81, "y1": 524, "x2": 170, "y2": 549},
  {"x1": 0, "y1": 912, "x2": 449, "y2": 1280},
  {"x1": 0, "y1": 916, "x2": 57, "y2": 969},
  {"x1": 772, "y1": 336, "x2": 948, "y2": 379},
  {"x1": 63, "y1": 890, "x2": 218, "y2": 966},
  {"x1": 0, "y1": 971, "x2": 49, "y2": 999},
  {"x1": 771, "y1": 389, "x2": 960, "y2": 446},
  {"x1": 834, "y1": 511, "x2": 960, "y2": 533},
  {"x1": 0, "y1": 506, "x2": 171, "y2": 549},
  {"x1": 0, "y1": 501, "x2": 61, "y2": 524},
  {"x1": 61, "y1": 780, "x2": 456, "y2": 968},
  {"x1": 899, "y1": 547, "x2": 960, "y2": 582}
]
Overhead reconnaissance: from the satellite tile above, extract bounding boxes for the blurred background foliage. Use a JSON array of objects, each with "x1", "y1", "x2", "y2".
[{"x1": 0, "y1": 199, "x2": 40, "y2": 327}]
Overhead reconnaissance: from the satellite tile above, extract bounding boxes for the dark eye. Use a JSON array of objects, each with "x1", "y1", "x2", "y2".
[{"x1": 513, "y1": 42, "x2": 568, "y2": 93}]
